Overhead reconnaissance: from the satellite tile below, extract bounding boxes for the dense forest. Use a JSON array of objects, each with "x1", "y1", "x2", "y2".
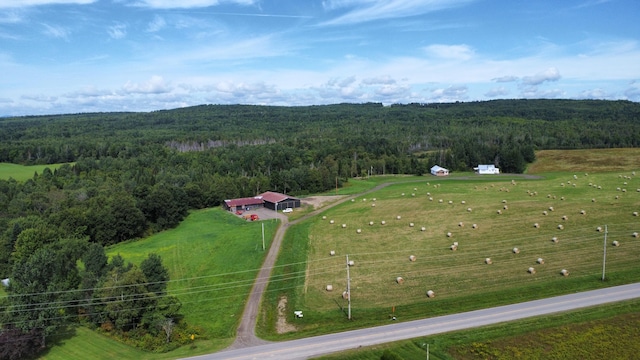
[{"x1": 0, "y1": 99, "x2": 639, "y2": 357}]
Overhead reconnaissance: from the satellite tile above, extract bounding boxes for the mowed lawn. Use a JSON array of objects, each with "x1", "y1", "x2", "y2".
[
  {"x1": 0, "y1": 162, "x2": 73, "y2": 181},
  {"x1": 45, "y1": 208, "x2": 279, "y2": 359},
  {"x1": 302, "y1": 172, "x2": 639, "y2": 313}
]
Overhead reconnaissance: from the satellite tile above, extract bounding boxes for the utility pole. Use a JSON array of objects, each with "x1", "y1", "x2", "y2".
[
  {"x1": 602, "y1": 225, "x2": 608, "y2": 281},
  {"x1": 346, "y1": 255, "x2": 351, "y2": 320}
]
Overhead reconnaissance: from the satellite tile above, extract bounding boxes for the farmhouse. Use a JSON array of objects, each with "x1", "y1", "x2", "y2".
[
  {"x1": 430, "y1": 165, "x2": 449, "y2": 176},
  {"x1": 223, "y1": 191, "x2": 301, "y2": 212},
  {"x1": 474, "y1": 164, "x2": 500, "y2": 174}
]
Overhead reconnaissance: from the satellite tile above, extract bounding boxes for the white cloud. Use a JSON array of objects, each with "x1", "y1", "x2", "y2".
[
  {"x1": 322, "y1": 0, "x2": 474, "y2": 26},
  {"x1": 428, "y1": 85, "x2": 468, "y2": 101},
  {"x1": 146, "y1": 15, "x2": 166, "y2": 32},
  {"x1": 122, "y1": 75, "x2": 172, "y2": 94},
  {"x1": 362, "y1": 75, "x2": 396, "y2": 85},
  {"x1": 131, "y1": 0, "x2": 256, "y2": 9},
  {"x1": 0, "y1": 0, "x2": 95, "y2": 8},
  {"x1": 107, "y1": 23, "x2": 127, "y2": 39},
  {"x1": 424, "y1": 44, "x2": 474, "y2": 60},
  {"x1": 485, "y1": 86, "x2": 509, "y2": 98},
  {"x1": 492, "y1": 75, "x2": 518, "y2": 83},
  {"x1": 42, "y1": 23, "x2": 70, "y2": 40},
  {"x1": 521, "y1": 67, "x2": 561, "y2": 86}
]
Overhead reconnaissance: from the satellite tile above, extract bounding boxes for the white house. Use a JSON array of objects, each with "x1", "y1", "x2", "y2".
[
  {"x1": 474, "y1": 164, "x2": 500, "y2": 174},
  {"x1": 430, "y1": 165, "x2": 449, "y2": 176}
]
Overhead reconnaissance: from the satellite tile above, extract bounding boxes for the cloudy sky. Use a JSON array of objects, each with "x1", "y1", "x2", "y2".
[{"x1": 1, "y1": 0, "x2": 639, "y2": 115}]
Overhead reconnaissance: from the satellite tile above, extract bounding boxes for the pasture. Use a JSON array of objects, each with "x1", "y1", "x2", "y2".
[
  {"x1": 45, "y1": 208, "x2": 279, "y2": 359},
  {"x1": 0, "y1": 162, "x2": 72, "y2": 181},
  {"x1": 261, "y1": 151, "x2": 640, "y2": 338}
]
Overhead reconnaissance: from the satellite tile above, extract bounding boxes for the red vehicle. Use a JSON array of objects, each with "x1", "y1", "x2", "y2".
[
  {"x1": 250, "y1": 214, "x2": 259, "y2": 221},
  {"x1": 235, "y1": 210, "x2": 243, "y2": 215}
]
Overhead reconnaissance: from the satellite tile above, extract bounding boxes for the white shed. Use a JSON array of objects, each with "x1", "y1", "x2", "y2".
[
  {"x1": 474, "y1": 164, "x2": 500, "y2": 174},
  {"x1": 430, "y1": 165, "x2": 449, "y2": 176}
]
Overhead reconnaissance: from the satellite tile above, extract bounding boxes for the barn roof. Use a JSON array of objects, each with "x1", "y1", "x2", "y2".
[
  {"x1": 259, "y1": 191, "x2": 298, "y2": 203},
  {"x1": 431, "y1": 165, "x2": 448, "y2": 172},
  {"x1": 224, "y1": 197, "x2": 264, "y2": 208}
]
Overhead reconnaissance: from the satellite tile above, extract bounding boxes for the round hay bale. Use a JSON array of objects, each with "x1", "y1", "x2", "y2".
[
  {"x1": 342, "y1": 223, "x2": 347, "y2": 228},
  {"x1": 632, "y1": 232, "x2": 638, "y2": 238},
  {"x1": 472, "y1": 223, "x2": 478, "y2": 229},
  {"x1": 562, "y1": 215, "x2": 568, "y2": 221},
  {"x1": 448, "y1": 200, "x2": 453, "y2": 204},
  {"x1": 330, "y1": 250, "x2": 336, "y2": 256},
  {"x1": 412, "y1": 193, "x2": 416, "y2": 197},
  {"x1": 549, "y1": 206, "x2": 554, "y2": 211},
  {"x1": 458, "y1": 222, "x2": 464, "y2": 227},
  {"x1": 467, "y1": 207, "x2": 472, "y2": 212},
  {"x1": 362, "y1": 198, "x2": 367, "y2": 202},
  {"x1": 409, "y1": 255, "x2": 416, "y2": 262},
  {"x1": 342, "y1": 291, "x2": 349, "y2": 300},
  {"x1": 580, "y1": 210, "x2": 586, "y2": 215},
  {"x1": 598, "y1": 186, "x2": 602, "y2": 189},
  {"x1": 356, "y1": 228, "x2": 361, "y2": 234},
  {"x1": 461, "y1": 200, "x2": 466, "y2": 204},
  {"x1": 542, "y1": 210, "x2": 548, "y2": 215},
  {"x1": 503, "y1": 205, "x2": 508, "y2": 210},
  {"x1": 596, "y1": 226, "x2": 602, "y2": 232},
  {"x1": 561, "y1": 196, "x2": 565, "y2": 201},
  {"x1": 497, "y1": 210, "x2": 502, "y2": 214},
  {"x1": 372, "y1": 198, "x2": 377, "y2": 201},
  {"x1": 592, "y1": 198, "x2": 596, "y2": 202},
  {"x1": 329, "y1": 220, "x2": 335, "y2": 224},
  {"x1": 485, "y1": 258, "x2": 492, "y2": 265},
  {"x1": 528, "y1": 267, "x2": 536, "y2": 274},
  {"x1": 429, "y1": 197, "x2": 434, "y2": 201},
  {"x1": 409, "y1": 222, "x2": 414, "y2": 227},
  {"x1": 401, "y1": 193, "x2": 405, "y2": 196},
  {"x1": 426, "y1": 290, "x2": 435, "y2": 298},
  {"x1": 371, "y1": 203, "x2": 376, "y2": 207},
  {"x1": 633, "y1": 212, "x2": 638, "y2": 217},
  {"x1": 351, "y1": 199, "x2": 355, "y2": 202},
  {"x1": 557, "y1": 224, "x2": 564, "y2": 230},
  {"x1": 447, "y1": 232, "x2": 452, "y2": 237},
  {"x1": 552, "y1": 236, "x2": 559, "y2": 243},
  {"x1": 560, "y1": 269, "x2": 569, "y2": 277},
  {"x1": 502, "y1": 199, "x2": 507, "y2": 204},
  {"x1": 322, "y1": 216, "x2": 327, "y2": 220},
  {"x1": 438, "y1": 199, "x2": 443, "y2": 203},
  {"x1": 381, "y1": 220, "x2": 386, "y2": 225},
  {"x1": 348, "y1": 260, "x2": 355, "y2": 266},
  {"x1": 512, "y1": 247, "x2": 520, "y2": 254},
  {"x1": 326, "y1": 284, "x2": 334, "y2": 291},
  {"x1": 396, "y1": 277, "x2": 404, "y2": 284},
  {"x1": 396, "y1": 215, "x2": 401, "y2": 220},
  {"x1": 369, "y1": 221, "x2": 374, "y2": 226},
  {"x1": 450, "y1": 244, "x2": 458, "y2": 251},
  {"x1": 421, "y1": 226, "x2": 426, "y2": 231},
  {"x1": 537, "y1": 258, "x2": 545, "y2": 264},
  {"x1": 414, "y1": 187, "x2": 418, "y2": 191},
  {"x1": 612, "y1": 240, "x2": 620, "y2": 247},
  {"x1": 533, "y1": 223, "x2": 539, "y2": 228},
  {"x1": 453, "y1": 241, "x2": 459, "y2": 246}
]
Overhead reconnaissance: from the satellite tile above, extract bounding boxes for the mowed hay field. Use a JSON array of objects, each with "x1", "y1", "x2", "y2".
[{"x1": 293, "y1": 151, "x2": 640, "y2": 324}]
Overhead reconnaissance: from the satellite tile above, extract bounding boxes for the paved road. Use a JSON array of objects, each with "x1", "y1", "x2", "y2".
[{"x1": 186, "y1": 283, "x2": 640, "y2": 359}]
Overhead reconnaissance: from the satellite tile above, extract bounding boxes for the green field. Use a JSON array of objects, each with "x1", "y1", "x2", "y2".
[
  {"x1": 0, "y1": 162, "x2": 72, "y2": 181},
  {"x1": 44, "y1": 208, "x2": 279, "y2": 359},
  {"x1": 260, "y1": 149, "x2": 640, "y2": 340}
]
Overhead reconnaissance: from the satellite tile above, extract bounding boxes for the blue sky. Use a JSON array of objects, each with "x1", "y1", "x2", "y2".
[{"x1": 1, "y1": 0, "x2": 639, "y2": 115}]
